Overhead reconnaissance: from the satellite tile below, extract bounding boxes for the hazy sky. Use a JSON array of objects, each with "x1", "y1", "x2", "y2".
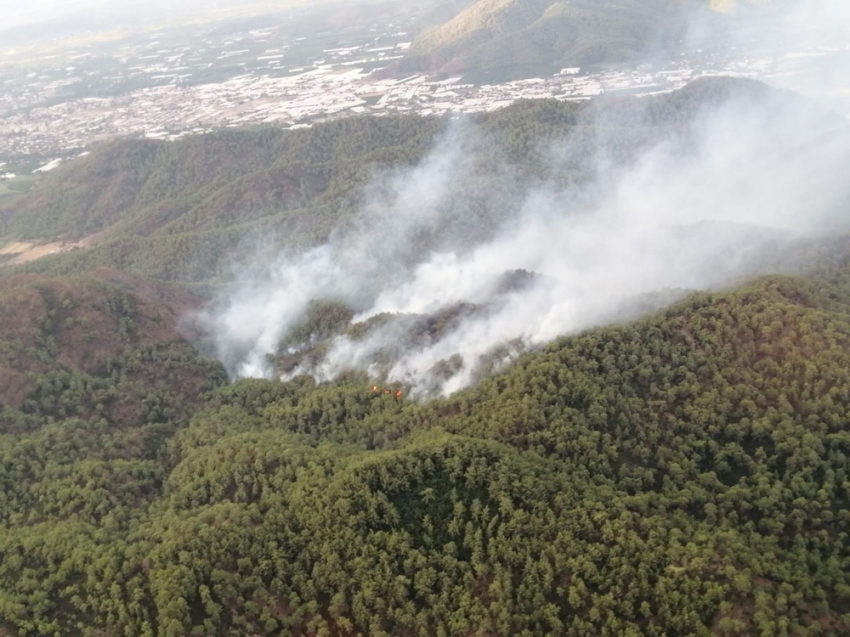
[
  {"x1": 0, "y1": 0, "x2": 359, "y2": 33},
  {"x1": 0, "y1": 0, "x2": 96, "y2": 10},
  {"x1": 0, "y1": 0, "x2": 106, "y2": 25}
]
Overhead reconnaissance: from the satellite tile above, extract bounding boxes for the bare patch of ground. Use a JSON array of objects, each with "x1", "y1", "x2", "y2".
[{"x1": 0, "y1": 233, "x2": 100, "y2": 265}]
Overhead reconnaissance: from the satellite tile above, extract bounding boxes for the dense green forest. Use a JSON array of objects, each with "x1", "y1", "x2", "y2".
[
  {"x1": 0, "y1": 77, "x2": 849, "y2": 635},
  {"x1": 1, "y1": 248, "x2": 850, "y2": 636},
  {"x1": 0, "y1": 269, "x2": 225, "y2": 433}
]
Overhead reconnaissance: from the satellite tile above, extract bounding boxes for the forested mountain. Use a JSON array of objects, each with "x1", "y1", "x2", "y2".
[
  {"x1": 394, "y1": 0, "x2": 704, "y2": 81},
  {"x1": 1, "y1": 76, "x2": 849, "y2": 635},
  {"x1": 0, "y1": 77, "x2": 833, "y2": 291},
  {"x1": 1, "y1": 249, "x2": 850, "y2": 636},
  {"x1": 391, "y1": 0, "x2": 796, "y2": 81},
  {"x1": 0, "y1": 117, "x2": 444, "y2": 289},
  {"x1": 0, "y1": 269, "x2": 225, "y2": 433}
]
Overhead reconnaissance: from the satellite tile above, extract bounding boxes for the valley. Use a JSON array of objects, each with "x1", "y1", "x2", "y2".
[{"x1": 2, "y1": 1, "x2": 849, "y2": 171}]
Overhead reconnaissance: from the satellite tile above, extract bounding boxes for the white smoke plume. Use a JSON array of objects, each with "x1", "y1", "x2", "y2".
[{"x1": 199, "y1": 0, "x2": 850, "y2": 397}]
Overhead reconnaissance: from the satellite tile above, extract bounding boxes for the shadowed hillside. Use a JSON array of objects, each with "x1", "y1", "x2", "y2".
[{"x1": 0, "y1": 269, "x2": 226, "y2": 434}]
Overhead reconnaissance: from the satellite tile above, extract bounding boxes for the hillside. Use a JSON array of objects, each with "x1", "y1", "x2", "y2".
[
  {"x1": 0, "y1": 118, "x2": 443, "y2": 243},
  {"x1": 1, "y1": 254, "x2": 850, "y2": 635},
  {"x1": 398, "y1": 0, "x2": 703, "y2": 81},
  {"x1": 0, "y1": 117, "x2": 445, "y2": 289},
  {"x1": 0, "y1": 77, "x2": 833, "y2": 291},
  {"x1": 0, "y1": 270, "x2": 225, "y2": 434},
  {"x1": 0, "y1": 69, "x2": 849, "y2": 635}
]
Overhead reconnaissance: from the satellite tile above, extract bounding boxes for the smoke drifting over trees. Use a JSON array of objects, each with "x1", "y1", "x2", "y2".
[
  {"x1": 4, "y1": 3, "x2": 850, "y2": 637},
  {"x1": 201, "y1": 1, "x2": 850, "y2": 396}
]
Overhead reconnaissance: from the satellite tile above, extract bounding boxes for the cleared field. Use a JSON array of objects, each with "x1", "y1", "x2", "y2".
[
  {"x1": 0, "y1": 175, "x2": 36, "y2": 198},
  {"x1": 0, "y1": 233, "x2": 99, "y2": 265}
]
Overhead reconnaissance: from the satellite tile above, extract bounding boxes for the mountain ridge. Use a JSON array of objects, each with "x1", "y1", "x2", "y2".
[
  {"x1": 398, "y1": 0, "x2": 701, "y2": 80},
  {"x1": 398, "y1": 0, "x2": 784, "y2": 81},
  {"x1": 1, "y1": 77, "x2": 832, "y2": 292}
]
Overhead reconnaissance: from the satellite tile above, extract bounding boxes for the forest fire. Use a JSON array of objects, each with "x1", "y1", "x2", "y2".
[{"x1": 371, "y1": 385, "x2": 404, "y2": 398}]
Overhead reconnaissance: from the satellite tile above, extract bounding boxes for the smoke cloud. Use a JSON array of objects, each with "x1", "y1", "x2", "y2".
[{"x1": 198, "y1": 0, "x2": 850, "y2": 397}]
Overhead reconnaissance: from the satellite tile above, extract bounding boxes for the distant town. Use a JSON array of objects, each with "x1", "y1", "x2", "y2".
[{"x1": 1, "y1": 16, "x2": 848, "y2": 175}]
